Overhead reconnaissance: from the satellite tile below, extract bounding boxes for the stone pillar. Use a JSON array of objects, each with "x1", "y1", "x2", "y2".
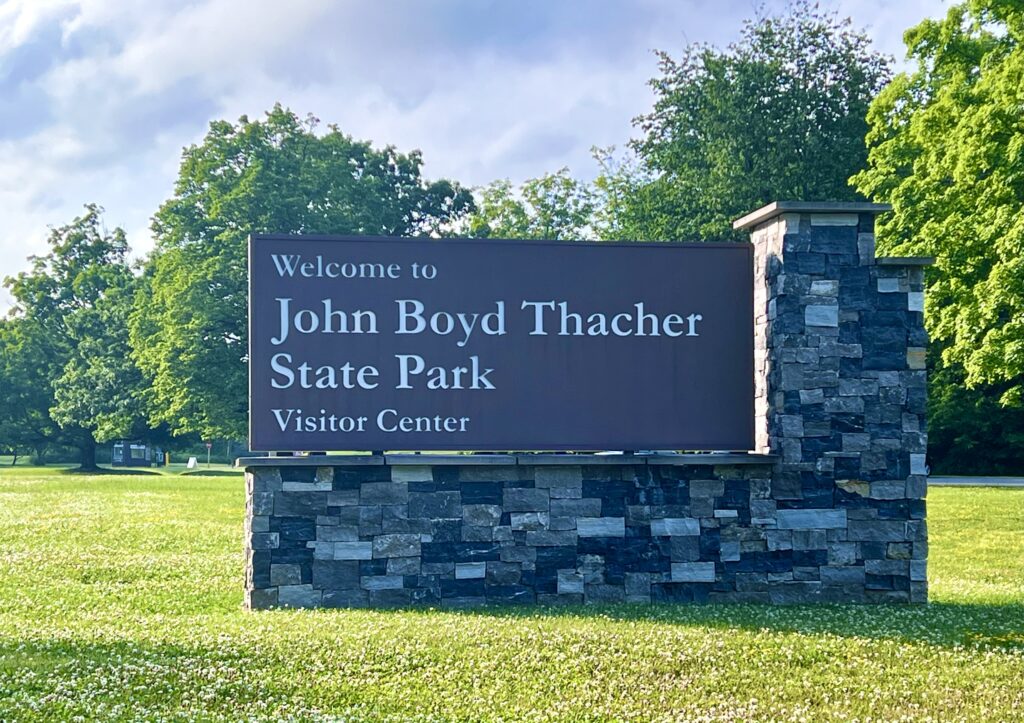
[{"x1": 736, "y1": 201, "x2": 931, "y2": 602}]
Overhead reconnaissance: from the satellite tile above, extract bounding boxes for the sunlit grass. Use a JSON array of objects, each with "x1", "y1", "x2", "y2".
[{"x1": 0, "y1": 467, "x2": 1021, "y2": 721}]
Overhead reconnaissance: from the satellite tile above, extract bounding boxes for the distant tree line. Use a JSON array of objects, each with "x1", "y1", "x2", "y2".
[{"x1": 1, "y1": 0, "x2": 1020, "y2": 472}]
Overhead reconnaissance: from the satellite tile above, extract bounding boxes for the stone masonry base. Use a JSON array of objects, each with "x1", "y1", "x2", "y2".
[{"x1": 243, "y1": 456, "x2": 926, "y2": 609}]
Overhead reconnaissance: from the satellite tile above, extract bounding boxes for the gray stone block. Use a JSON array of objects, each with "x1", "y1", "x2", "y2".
[
  {"x1": 671, "y1": 562, "x2": 716, "y2": 582},
  {"x1": 847, "y1": 521, "x2": 907, "y2": 542},
  {"x1": 828, "y1": 542, "x2": 857, "y2": 565},
  {"x1": 463, "y1": 504, "x2": 502, "y2": 527},
  {"x1": 462, "y1": 525, "x2": 493, "y2": 542},
  {"x1": 769, "y1": 582, "x2": 822, "y2": 604},
  {"x1": 910, "y1": 560, "x2": 927, "y2": 582},
  {"x1": 720, "y1": 540, "x2": 740, "y2": 562},
  {"x1": 333, "y1": 541, "x2": 373, "y2": 560},
  {"x1": 278, "y1": 584, "x2": 322, "y2": 608},
  {"x1": 650, "y1": 517, "x2": 701, "y2": 537},
  {"x1": 820, "y1": 566, "x2": 865, "y2": 585},
  {"x1": 535, "y1": 466, "x2": 583, "y2": 488},
  {"x1": 361, "y1": 481, "x2": 408, "y2": 505},
  {"x1": 361, "y1": 575, "x2": 405, "y2": 591},
  {"x1": 455, "y1": 562, "x2": 486, "y2": 579},
  {"x1": 586, "y1": 584, "x2": 626, "y2": 603},
  {"x1": 317, "y1": 525, "x2": 359, "y2": 542},
  {"x1": 486, "y1": 561, "x2": 522, "y2": 585},
  {"x1": 503, "y1": 488, "x2": 549, "y2": 512},
  {"x1": 525, "y1": 530, "x2": 577, "y2": 546},
  {"x1": 391, "y1": 465, "x2": 433, "y2": 482},
  {"x1": 550, "y1": 498, "x2": 601, "y2": 517},
  {"x1": 270, "y1": 563, "x2": 301, "y2": 586},
  {"x1": 805, "y1": 304, "x2": 839, "y2": 327},
  {"x1": 387, "y1": 557, "x2": 421, "y2": 575},
  {"x1": 510, "y1": 512, "x2": 550, "y2": 531},
  {"x1": 866, "y1": 559, "x2": 908, "y2": 575},
  {"x1": 776, "y1": 509, "x2": 847, "y2": 529},
  {"x1": 577, "y1": 517, "x2": 625, "y2": 537},
  {"x1": 557, "y1": 570, "x2": 584, "y2": 594},
  {"x1": 373, "y1": 534, "x2": 421, "y2": 558},
  {"x1": 327, "y1": 489, "x2": 359, "y2": 507}
]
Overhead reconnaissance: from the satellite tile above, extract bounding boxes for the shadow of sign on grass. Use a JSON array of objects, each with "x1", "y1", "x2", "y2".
[{"x1": 387, "y1": 601, "x2": 1024, "y2": 650}]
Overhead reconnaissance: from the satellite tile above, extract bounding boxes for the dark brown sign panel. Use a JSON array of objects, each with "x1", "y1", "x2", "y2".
[{"x1": 249, "y1": 235, "x2": 754, "y2": 451}]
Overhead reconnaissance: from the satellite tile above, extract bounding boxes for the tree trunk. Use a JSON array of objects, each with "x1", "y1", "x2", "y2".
[
  {"x1": 78, "y1": 432, "x2": 99, "y2": 471},
  {"x1": 32, "y1": 444, "x2": 46, "y2": 466},
  {"x1": 9, "y1": 451, "x2": 17, "y2": 466}
]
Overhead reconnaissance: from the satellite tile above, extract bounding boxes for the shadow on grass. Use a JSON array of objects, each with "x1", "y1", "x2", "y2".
[
  {"x1": 400, "y1": 600, "x2": 1024, "y2": 649},
  {"x1": 180, "y1": 470, "x2": 243, "y2": 477},
  {"x1": 61, "y1": 466, "x2": 162, "y2": 476}
]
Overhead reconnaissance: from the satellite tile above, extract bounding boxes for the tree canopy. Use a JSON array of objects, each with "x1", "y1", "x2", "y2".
[
  {"x1": 1, "y1": 205, "x2": 143, "y2": 468},
  {"x1": 852, "y1": 0, "x2": 1024, "y2": 406},
  {"x1": 628, "y1": 1, "x2": 890, "y2": 241},
  {"x1": 131, "y1": 105, "x2": 475, "y2": 440},
  {"x1": 466, "y1": 169, "x2": 595, "y2": 241}
]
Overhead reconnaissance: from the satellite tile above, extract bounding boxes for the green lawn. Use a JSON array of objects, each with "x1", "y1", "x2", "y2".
[{"x1": 0, "y1": 466, "x2": 1021, "y2": 721}]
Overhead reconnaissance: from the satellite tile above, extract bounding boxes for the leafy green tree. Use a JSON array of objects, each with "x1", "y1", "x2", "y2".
[
  {"x1": 589, "y1": 146, "x2": 656, "y2": 241},
  {"x1": 132, "y1": 105, "x2": 474, "y2": 439},
  {"x1": 629, "y1": 0, "x2": 890, "y2": 241},
  {"x1": 2, "y1": 205, "x2": 143, "y2": 469},
  {"x1": 852, "y1": 0, "x2": 1024, "y2": 418},
  {"x1": 0, "y1": 318, "x2": 61, "y2": 463},
  {"x1": 467, "y1": 169, "x2": 594, "y2": 240}
]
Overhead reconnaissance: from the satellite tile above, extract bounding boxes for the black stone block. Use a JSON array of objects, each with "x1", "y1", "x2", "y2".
[
  {"x1": 651, "y1": 583, "x2": 710, "y2": 603},
  {"x1": 839, "y1": 357, "x2": 862, "y2": 376},
  {"x1": 421, "y1": 542, "x2": 500, "y2": 563},
  {"x1": 862, "y1": 311, "x2": 909, "y2": 328},
  {"x1": 281, "y1": 467, "x2": 317, "y2": 483},
  {"x1": 485, "y1": 584, "x2": 535, "y2": 604},
  {"x1": 409, "y1": 491, "x2": 461, "y2": 518},
  {"x1": 430, "y1": 519, "x2": 462, "y2": 542},
  {"x1": 442, "y1": 579, "x2": 485, "y2": 598},
  {"x1": 273, "y1": 517, "x2": 316, "y2": 542},
  {"x1": 832, "y1": 414, "x2": 865, "y2": 433},
  {"x1": 862, "y1": 352, "x2": 905, "y2": 371},
  {"x1": 875, "y1": 293, "x2": 909, "y2": 311},
  {"x1": 791, "y1": 550, "x2": 827, "y2": 567},
  {"x1": 535, "y1": 545, "x2": 575, "y2": 571},
  {"x1": 269, "y1": 547, "x2": 313, "y2": 565},
  {"x1": 432, "y1": 466, "x2": 460, "y2": 486},
  {"x1": 860, "y1": 542, "x2": 887, "y2": 559},
  {"x1": 461, "y1": 481, "x2": 503, "y2": 505},
  {"x1": 360, "y1": 559, "x2": 387, "y2": 576},
  {"x1": 865, "y1": 574, "x2": 895, "y2": 591}
]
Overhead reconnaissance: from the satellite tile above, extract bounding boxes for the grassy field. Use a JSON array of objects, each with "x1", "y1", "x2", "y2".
[{"x1": 0, "y1": 466, "x2": 1021, "y2": 721}]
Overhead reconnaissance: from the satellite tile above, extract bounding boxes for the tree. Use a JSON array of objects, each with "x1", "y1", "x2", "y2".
[
  {"x1": 0, "y1": 318, "x2": 61, "y2": 463},
  {"x1": 629, "y1": 1, "x2": 891, "y2": 241},
  {"x1": 466, "y1": 169, "x2": 595, "y2": 241},
  {"x1": 851, "y1": 0, "x2": 1024, "y2": 411},
  {"x1": 131, "y1": 105, "x2": 475, "y2": 439},
  {"x1": 2, "y1": 205, "x2": 144, "y2": 469}
]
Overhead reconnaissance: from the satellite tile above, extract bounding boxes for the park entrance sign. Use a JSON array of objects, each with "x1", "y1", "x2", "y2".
[
  {"x1": 240, "y1": 203, "x2": 932, "y2": 609},
  {"x1": 249, "y1": 235, "x2": 754, "y2": 451}
]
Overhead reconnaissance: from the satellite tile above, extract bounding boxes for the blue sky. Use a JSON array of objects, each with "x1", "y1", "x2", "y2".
[{"x1": 0, "y1": 0, "x2": 949, "y2": 310}]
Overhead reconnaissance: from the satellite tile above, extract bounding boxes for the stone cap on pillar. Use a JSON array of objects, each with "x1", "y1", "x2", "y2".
[{"x1": 733, "y1": 201, "x2": 892, "y2": 231}]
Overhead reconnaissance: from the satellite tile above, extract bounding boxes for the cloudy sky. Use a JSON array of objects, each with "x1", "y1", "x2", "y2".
[{"x1": 0, "y1": 0, "x2": 949, "y2": 310}]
